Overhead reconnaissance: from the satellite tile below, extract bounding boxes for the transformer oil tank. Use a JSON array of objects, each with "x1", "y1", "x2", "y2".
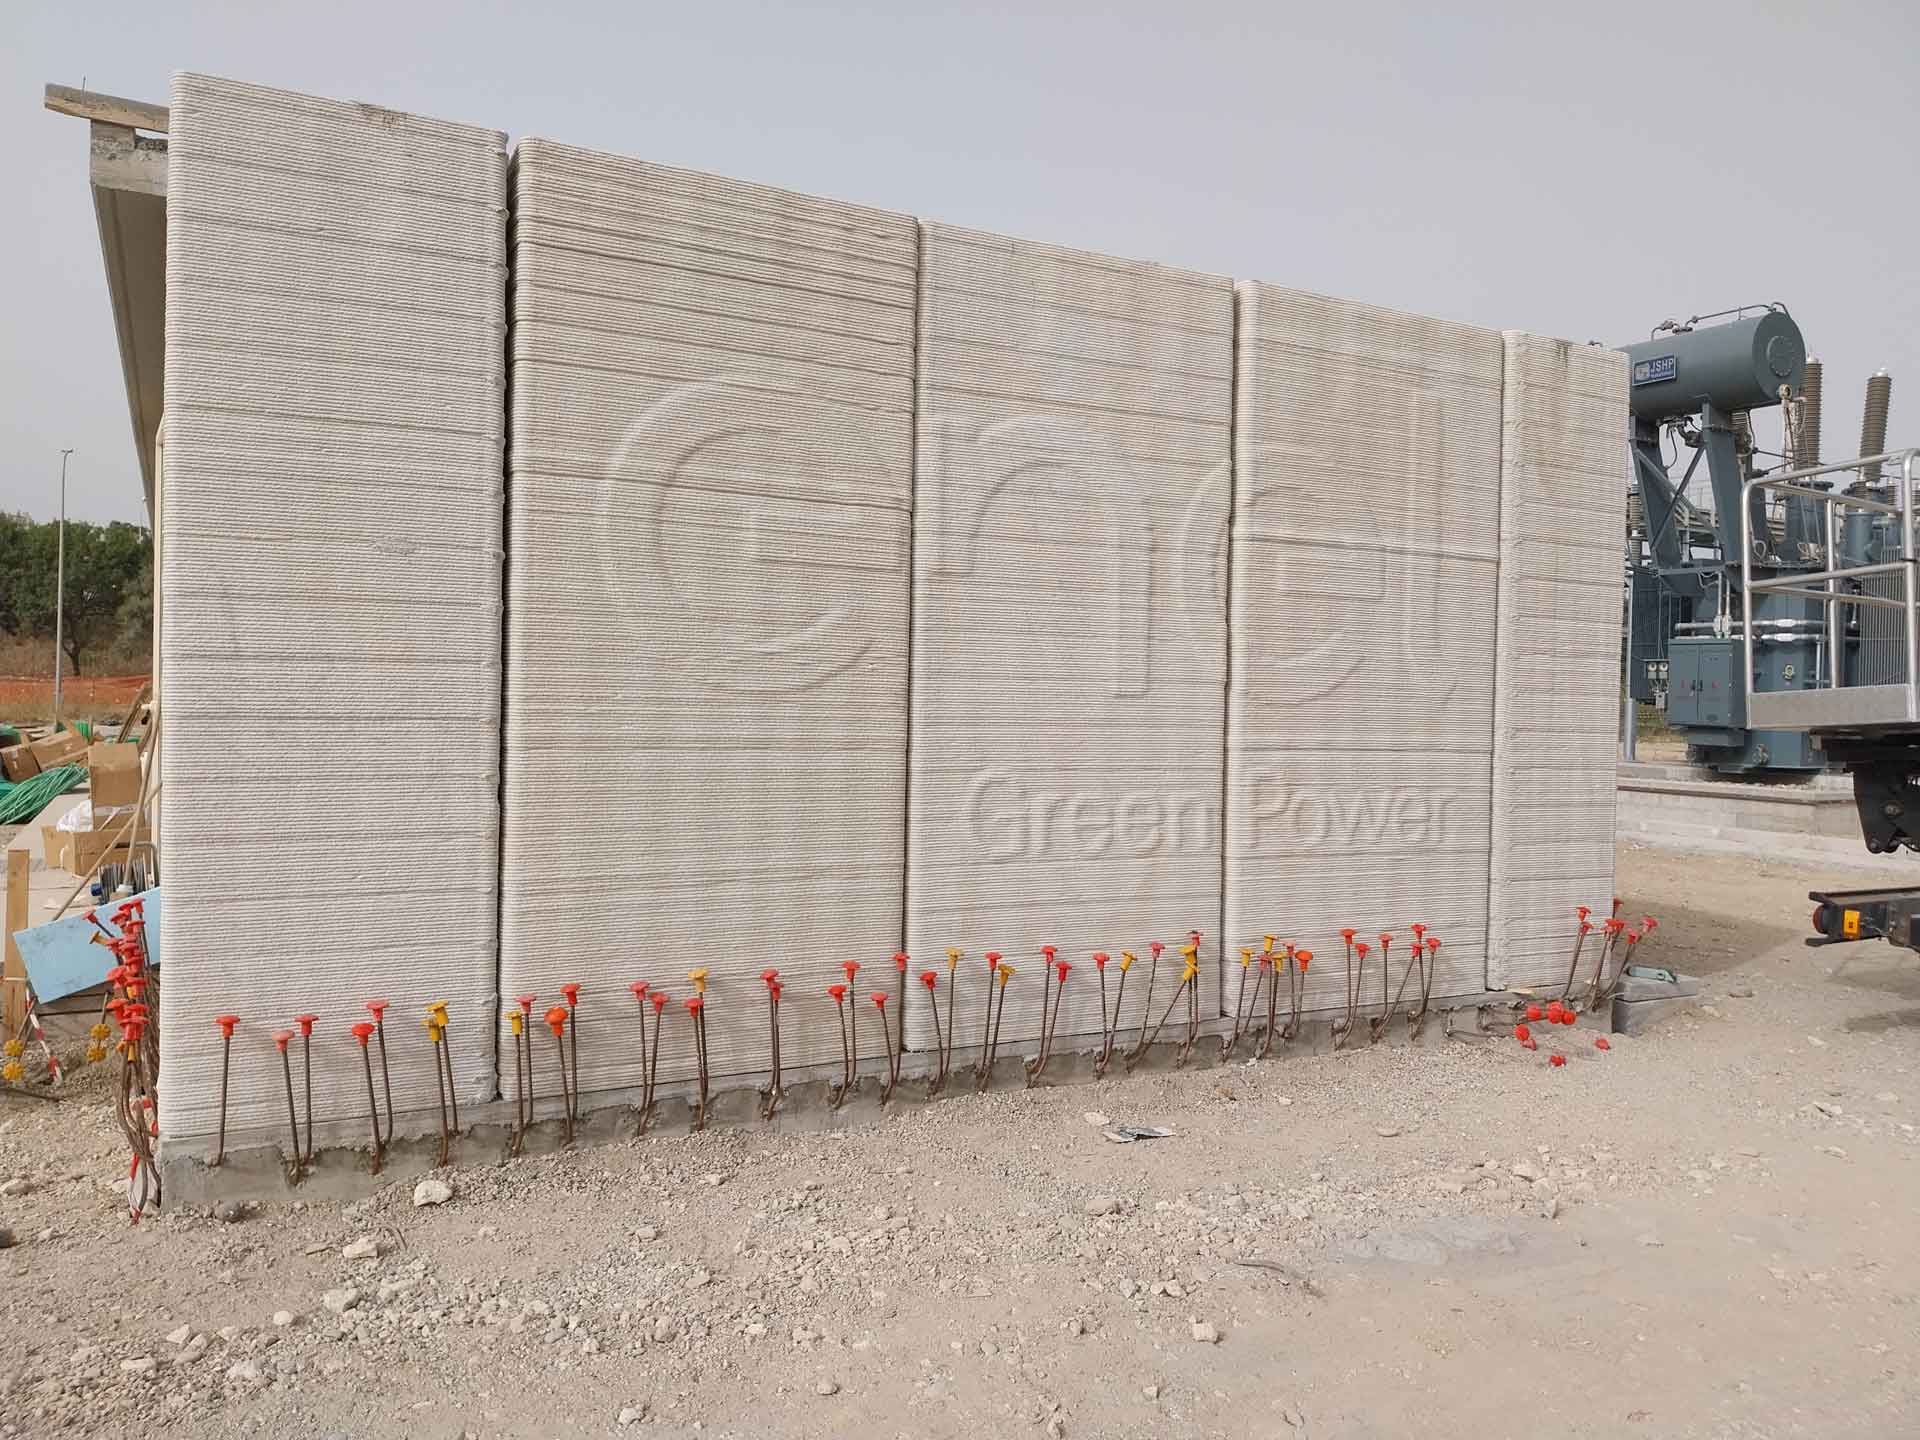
[{"x1": 1623, "y1": 310, "x2": 1806, "y2": 421}]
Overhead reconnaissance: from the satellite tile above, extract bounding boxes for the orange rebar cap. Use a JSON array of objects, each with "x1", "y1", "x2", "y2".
[{"x1": 544, "y1": 1005, "x2": 568, "y2": 1036}]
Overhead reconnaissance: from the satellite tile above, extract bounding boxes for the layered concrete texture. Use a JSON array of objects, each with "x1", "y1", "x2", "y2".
[
  {"x1": 1488, "y1": 333, "x2": 1629, "y2": 990},
  {"x1": 157, "y1": 74, "x2": 508, "y2": 1144},
  {"x1": 903, "y1": 223, "x2": 1235, "y2": 1054},
  {"x1": 1225, "y1": 286, "x2": 1505, "y2": 1013},
  {"x1": 499, "y1": 140, "x2": 917, "y2": 1097}
]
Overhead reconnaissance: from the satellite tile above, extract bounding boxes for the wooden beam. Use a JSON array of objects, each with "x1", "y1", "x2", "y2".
[
  {"x1": 4, "y1": 850, "x2": 28, "y2": 1037},
  {"x1": 44, "y1": 83, "x2": 168, "y2": 134}
]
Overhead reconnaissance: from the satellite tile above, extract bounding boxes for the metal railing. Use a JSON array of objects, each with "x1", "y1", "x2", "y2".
[{"x1": 1741, "y1": 448, "x2": 1920, "y2": 731}]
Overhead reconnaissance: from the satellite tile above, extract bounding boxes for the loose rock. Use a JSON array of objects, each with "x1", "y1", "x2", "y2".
[{"x1": 413, "y1": 1178, "x2": 454, "y2": 1207}]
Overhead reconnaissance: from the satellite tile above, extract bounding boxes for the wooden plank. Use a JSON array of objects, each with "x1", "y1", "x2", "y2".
[
  {"x1": 44, "y1": 83, "x2": 168, "y2": 133},
  {"x1": 4, "y1": 850, "x2": 27, "y2": 1036}
]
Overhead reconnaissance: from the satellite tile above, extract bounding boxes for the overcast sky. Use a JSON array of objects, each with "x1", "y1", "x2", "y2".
[{"x1": 8, "y1": 1, "x2": 1916, "y2": 525}]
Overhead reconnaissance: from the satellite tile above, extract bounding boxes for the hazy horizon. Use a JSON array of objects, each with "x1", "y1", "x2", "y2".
[{"x1": 9, "y1": 0, "x2": 1916, "y2": 525}]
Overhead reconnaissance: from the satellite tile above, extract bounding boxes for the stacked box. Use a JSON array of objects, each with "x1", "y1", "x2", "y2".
[
  {"x1": 157, "y1": 74, "x2": 508, "y2": 1143},
  {"x1": 903, "y1": 223, "x2": 1235, "y2": 1056},
  {"x1": 499, "y1": 140, "x2": 918, "y2": 1096},
  {"x1": 1488, "y1": 334, "x2": 1629, "y2": 990},
  {"x1": 1224, "y1": 286, "x2": 1505, "y2": 1014}
]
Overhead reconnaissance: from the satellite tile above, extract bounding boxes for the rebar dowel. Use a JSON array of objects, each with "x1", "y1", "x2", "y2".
[
  {"x1": 892, "y1": 954, "x2": 908, "y2": 1087},
  {"x1": 296, "y1": 1019, "x2": 317, "y2": 1164},
  {"x1": 430, "y1": 1027, "x2": 451, "y2": 1165},
  {"x1": 942, "y1": 951, "x2": 959, "y2": 1082},
  {"x1": 359, "y1": 1038, "x2": 383, "y2": 1173},
  {"x1": 369, "y1": 1003, "x2": 395, "y2": 1148},
  {"x1": 549, "y1": 1023, "x2": 573, "y2": 1145},
  {"x1": 563, "y1": 984, "x2": 581, "y2": 1122},
  {"x1": 212, "y1": 1016, "x2": 237, "y2": 1167},
  {"x1": 1559, "y1": 911, "x2": 1592, "y2": 1003},
  {"x1": 975, "y1": 954, "x2": 999, "y2": 1078},
  {"x1": 275, "y1": 1035, "x2": 303, "y2": 1181},
  {"x1": 1131, "y1": 943, "x2": 1163, "y2": 1059}
]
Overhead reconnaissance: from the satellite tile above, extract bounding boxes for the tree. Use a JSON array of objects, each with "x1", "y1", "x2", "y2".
[
  {"x1": 52, "y1": 521, "x2": 150, "y2": 676},
  {"x1": 0, "y1": 514, "x2": 152, "y2": 675}
]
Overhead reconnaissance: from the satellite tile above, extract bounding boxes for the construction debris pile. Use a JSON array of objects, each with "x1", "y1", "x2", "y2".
[{"x1": 150, "y1": 73, "x2": 1626, "y2": 1183}]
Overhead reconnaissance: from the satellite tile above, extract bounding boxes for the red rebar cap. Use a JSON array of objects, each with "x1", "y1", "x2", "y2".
[
  {"x1": 106, "y1": 966, "x2": 127, "y2": 986},
  {"x1": 1514, "y1": 1023, "x2": 1531, "y2": 1042},
  {"x1": 842, "y1": 959, "x2": 860, "y2": 980},
  {"x1": 365, "y1": 999, "x2": 390, "y2": 1019},
  {"x1": 1642, "y1": 916, "x2": 1659, "y2": 932},
  {"x1": 630, "y1": 981, "x2": 650, "y2": 999},
  {"x1": 893, "y1": 951, "x2": 910, "y2": 972},
  {"x1": 1340, "y1": 928, "x2": 1356, "y2": 942},
  {"x1": 684, "y1": 995, "x2": 704, "y2": 1016},
  {"x1": 1577, "y1": 905, "x2": 1591, "y2": 920},
  {"x1": 1054, "y1": 961, "x2": 1071, "y2": 981},
  {"x1": 870, "y1": 992, "x2": 888, "y2": 1010},
  {"x1": 1354, "y1": 941, "x2": 1370, "y2": 958},
  {"x1": 1605, "y1": 917, "x2": 1626, "y2": 934},
  {"x1": 1549, "y1": 1053, "x2": 1567, "y2": 1067},
  {"x1": 1150, "y1": 941, "x2": 1164, "y2": 957},
  {"x1": 561, "y1": 983, "x2": 581, "y2": 1006},
  {"x1": 214, "y1": 1014, "x2": 239, "y2": 1038},
  {"x1": 544, "y1": 1005, "x2": 568, "y2": 1035},
  {"x1": 1427, "y1": 937, "x2": 1441, "y2": 952},
  {"x1": 1093, "y1": 952, "x2": 1109, "y2": 969},
  {"x1": 1378, "y1": 932, "x2": 1393, "y2": 948},
  {"x1": 350, "y1": 1022, "x2": 375, "y2": 1045},
  {"x1": 1412, "y1": 923, "x2": 1427, "y2": 938},
  {"x1": 985, "y1": 952, "x2": 1001, "y2": 967},
  {"x1": 1595, "y1": 1036, "x2": 1611, "y2": 1051},
  {"x1": 294, "y1": 1014, "x2": 317, "y2": 1036},
  {"x1": 760, "y1": 968, "x2": 780, "y2": 985},
  {"x1": 768, "y1": 980, "x2": 783, "y2": 1002},
  {"x1": 1041, "y1": 945, "x2": 1057, "y2": 960},
  {"x1": 920, "y1": 970, "x2": 939, "y2": 990},
  {"x1": 272, "y1": 1029, "x2": 293, "y2": 1051},
  {"x1": 1581, "y1": 920, "x2": 1595, "y2": 934},
  {"x1": 650, "y1": 992, "x2": 668, "y2": 1013},
  {"x1": 516, "y1": 994, "x2": 535, "y2": 1013},
  {"x1": 1626, "y1": 930, "x2": 1641, "y2": 944},
  {"x1": 828, "y1": 984, "x2": 848, "y2": 1003}
]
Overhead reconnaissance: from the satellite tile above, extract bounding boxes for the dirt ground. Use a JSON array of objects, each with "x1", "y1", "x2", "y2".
[{"x1": 2, "y1": 840, "x2": 1917, "y2": 1439}]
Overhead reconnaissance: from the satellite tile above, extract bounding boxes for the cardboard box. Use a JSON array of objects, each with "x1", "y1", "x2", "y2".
[
  {"x1": 28, "y1": 730, "x2": 86, "y2": 770},
  {"x1": 66, "y1": 827, "x2": 138, "y2": 876},
  {"x1": 87, "y1": 743, "x2": 142, "y2": 809},
  {"x1": 1, "y1": 746, "x2": 40, "y2": 784}
]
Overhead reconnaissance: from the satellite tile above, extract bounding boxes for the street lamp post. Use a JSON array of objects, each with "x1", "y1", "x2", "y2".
[{"x1": 53, "y1": 448, "x2": 72, "y2": 721}]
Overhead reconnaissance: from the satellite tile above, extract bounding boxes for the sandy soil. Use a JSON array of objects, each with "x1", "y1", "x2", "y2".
[{"x1": 1, "y1": 839, "x2": 1916, "y2": 1439}]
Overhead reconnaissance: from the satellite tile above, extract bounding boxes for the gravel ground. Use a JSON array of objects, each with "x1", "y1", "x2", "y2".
[{"x1": 2, "y1": 840, "x2": 1918, "y2": 1438}]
